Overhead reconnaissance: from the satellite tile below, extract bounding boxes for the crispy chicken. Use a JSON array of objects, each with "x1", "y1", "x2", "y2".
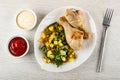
[
  {"x1": 58, "y1": 16, "x2": 84, "y2": 50},
  {"x1": 65, "y1": 8, "x2": 92, "y2": 39}
]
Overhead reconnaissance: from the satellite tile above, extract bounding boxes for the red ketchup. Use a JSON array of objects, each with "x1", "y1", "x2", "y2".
[{"x1": 9, "y1": 37, "x2": 27, "y2": 56}]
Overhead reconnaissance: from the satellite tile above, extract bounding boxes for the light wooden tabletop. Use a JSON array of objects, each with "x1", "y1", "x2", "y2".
[{"x1": 0, "y1": 0, "x2": 120, "y2": 80}]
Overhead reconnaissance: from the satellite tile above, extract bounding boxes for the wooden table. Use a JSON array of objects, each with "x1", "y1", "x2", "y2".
[{"x1": 0, "y1": 0, "x2": 120, "y2": 80}]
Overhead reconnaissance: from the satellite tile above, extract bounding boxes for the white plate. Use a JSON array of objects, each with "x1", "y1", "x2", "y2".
[{"x1": 34, "y1": 6, "x2": 97, "y2": 72}]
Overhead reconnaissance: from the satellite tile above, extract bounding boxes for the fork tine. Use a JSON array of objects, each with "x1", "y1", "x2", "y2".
[
  {"x1": 103, "y1": 8, "x2": 108, "y2": 24},
  {"x1": 108, "y1": 9, "x2": 114, "y2": 24},
  {"x1": 106, "y1": 9, "x2": 112, "y2": 25}
]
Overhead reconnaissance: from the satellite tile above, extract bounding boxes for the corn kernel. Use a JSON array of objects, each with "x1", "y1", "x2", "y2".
[
  {"x1": 43, "y1": 58, "x2": 47, "y2": 62},
  {"x1": 50, "y1": 33, "x2": 55, "y2": 39},
  {"x1": 49, "y1": 33, "x2": 55, "y2": 43},
  {"x1": 41, "y1": 32, "x2": 46, "y2": 38},
  {"x1": 43, "y1": 58, "x2": 50, "y2": 63},
  {"x1": 46, "y1": 59, "x2": 50, "y2": 63},
  {"x1": 49, "y1": 26, "x2": 54, "y2": 31},
  {"x1": 68, "y1": 58, "x2": 74, "y2": 62},
  {"x1": 45, "y1": 42, "x2": 50, "y2": 47},
  {"x1": 58, "y1": 40, "x2": 62, "y2": 43}
]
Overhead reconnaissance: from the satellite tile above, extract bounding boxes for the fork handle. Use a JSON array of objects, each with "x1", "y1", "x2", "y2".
[{"x1": 96, "y1": 26, "x2": 108, "y2": 72}]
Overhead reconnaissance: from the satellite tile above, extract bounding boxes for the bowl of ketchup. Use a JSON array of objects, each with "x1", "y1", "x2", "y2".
[{"x1": 8, "y1": 36, "x2": 29, "y2": 58}]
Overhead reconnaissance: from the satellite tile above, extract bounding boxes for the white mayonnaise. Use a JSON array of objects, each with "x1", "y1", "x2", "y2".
[{"x1": 16, "y1": 10, "x2": 37, "y2": 30}]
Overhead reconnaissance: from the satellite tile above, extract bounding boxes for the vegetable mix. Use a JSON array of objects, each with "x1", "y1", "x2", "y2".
[{"x1": 39, "y1": 22, "x2": 76, "y2": 67}]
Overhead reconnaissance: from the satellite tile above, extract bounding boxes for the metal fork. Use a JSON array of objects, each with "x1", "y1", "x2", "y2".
[{"x1": 96, "y1": 8, "x2": 114, "y2": 72}]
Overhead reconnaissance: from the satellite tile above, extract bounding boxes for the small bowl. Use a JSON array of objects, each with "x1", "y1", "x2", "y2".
[
  {"x1": 16, "y1": 9, "x2": 37, "y2": 31},
  {"x1": 7, "y1": 35, "x2": 29, "y2": 58}
]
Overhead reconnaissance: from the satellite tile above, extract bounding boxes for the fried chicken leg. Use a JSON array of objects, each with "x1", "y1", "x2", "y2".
[
  {"x1": 58, "y1": 16, "x2": 84, "y2": 50},
  {"x1": 65, "y1": 8, "x2": 92, "y2": 39}
]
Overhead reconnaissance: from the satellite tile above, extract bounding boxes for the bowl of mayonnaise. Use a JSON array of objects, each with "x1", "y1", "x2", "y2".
[{"x1": 16, "y1": 9, "x2": 37, "y2": 30}]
